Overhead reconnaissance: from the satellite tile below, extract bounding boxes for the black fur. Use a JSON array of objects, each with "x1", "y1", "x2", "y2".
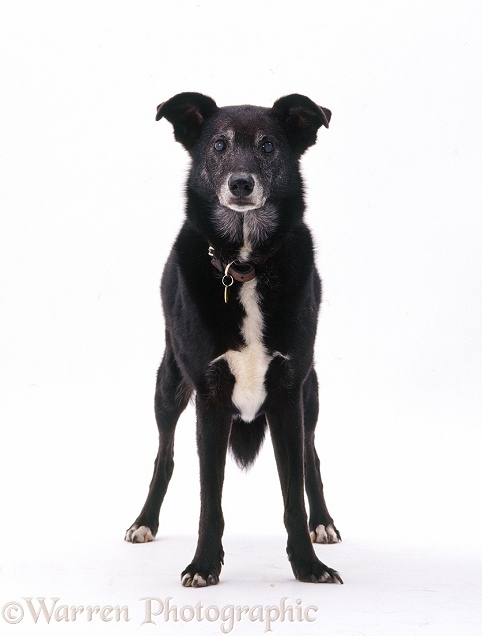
[{"x1": 125, "y1": 93, "x2": 342, "y2": 586}]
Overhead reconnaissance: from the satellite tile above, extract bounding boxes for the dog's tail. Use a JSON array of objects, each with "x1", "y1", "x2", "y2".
[{"x1": 229, "y1": 415, "x2": 267, "y2": 469}]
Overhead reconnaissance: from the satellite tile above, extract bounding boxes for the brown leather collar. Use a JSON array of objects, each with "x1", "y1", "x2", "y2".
[{"x1": 208, "y1": 246, "x2": 256, "y2": 283}]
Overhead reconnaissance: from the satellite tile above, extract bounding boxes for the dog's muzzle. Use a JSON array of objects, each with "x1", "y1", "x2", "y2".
[{"x1": 218, "y1": 173, "x2": 265, "y2": 212}]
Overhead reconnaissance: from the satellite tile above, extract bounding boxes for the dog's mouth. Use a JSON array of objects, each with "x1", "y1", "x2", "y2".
[{"x1": 222, "y1": 198, "x2": 266, "y2": 213}]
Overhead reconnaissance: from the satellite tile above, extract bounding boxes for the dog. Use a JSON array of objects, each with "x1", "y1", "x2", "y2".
[{"x1": 125, "y1": 92, "x2": 342, "y2": 586}]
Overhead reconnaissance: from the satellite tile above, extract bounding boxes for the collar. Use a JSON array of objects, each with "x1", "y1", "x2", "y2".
[{"x1": 208, "y1": 246, "x2": 256, "y2": 283}]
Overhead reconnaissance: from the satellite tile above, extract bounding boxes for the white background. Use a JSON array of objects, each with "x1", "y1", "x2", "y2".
[{"x1": 1, "y1": 1, "x2": 481, "y2": 634}]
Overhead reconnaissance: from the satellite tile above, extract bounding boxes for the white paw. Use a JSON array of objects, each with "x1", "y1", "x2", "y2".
[
  {"x1": 125, "y1": 525, "x2": 154, "y2": 543},
  {"x1": 181, "y1": 572, "x2": 217, "y2": 587},
  {"x1": 310, "y1": 524, "x2": 340, "y2": 544}
]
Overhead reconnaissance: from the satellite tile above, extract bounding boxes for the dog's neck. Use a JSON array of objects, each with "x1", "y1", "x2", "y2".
[
  {"x1": 185, "y1": 189, "x2": 305, "y2": 265},
  {"x1": 211, "y1": 203, "x2": 279, "y2": 253}
]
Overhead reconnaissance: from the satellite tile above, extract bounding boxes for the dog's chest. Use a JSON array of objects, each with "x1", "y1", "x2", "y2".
[{"x1": 222, "y1": 279, "x2": 271, "y2": 422}]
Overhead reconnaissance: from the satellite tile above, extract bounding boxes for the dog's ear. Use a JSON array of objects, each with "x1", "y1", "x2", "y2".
[
  {"x1": 156, "y1": 92, "x2": 218, "y2": 150},
  {"x1": 272, "y1": 94, "x2": 331, "y2": 155}
]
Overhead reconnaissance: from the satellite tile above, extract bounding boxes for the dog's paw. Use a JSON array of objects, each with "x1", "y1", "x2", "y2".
[
  {"x1": 181, "y1": 572, "x2": 218, "y2": 588},
  {"x1": 292, "y1": 559, "x2": 343, "y2": 584},
  {"x1": 310, "y1": 524, "x2": 341, "y2": 544},
  {"x1": 181, "y1": 563, "x2": 221, "y2": 588},
  {"x1": 124, "y1": 524, "x2": 155, "y2": 543}
]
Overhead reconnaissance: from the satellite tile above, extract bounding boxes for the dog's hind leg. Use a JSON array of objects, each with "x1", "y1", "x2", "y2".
[
  {"x1": 303, "y1": 368, "x2": 341, "y2": 544},
  {"x1": 125, "y1": 334, "x2": 192, "y2": 543},
  {"x1": 265, "y1": 357, "x2": 342, "y2": 583}
]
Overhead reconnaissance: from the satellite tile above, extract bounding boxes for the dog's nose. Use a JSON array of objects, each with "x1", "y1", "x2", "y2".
[{"x1": 228, "y1": 174, "x2": 255, "y2": 198}]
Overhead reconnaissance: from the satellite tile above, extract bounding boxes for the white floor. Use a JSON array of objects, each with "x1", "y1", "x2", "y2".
[{"x1": 2, "y1": 529, "x2": 481, "y2": 635}]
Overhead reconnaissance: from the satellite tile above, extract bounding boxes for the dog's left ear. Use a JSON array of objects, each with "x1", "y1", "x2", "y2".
[
  {"x1": 272, "y1": 94, "x2": 331, "y2": 155},
  {"x1": 156, "y1": 92, "x2": 218, "y2": 151}
]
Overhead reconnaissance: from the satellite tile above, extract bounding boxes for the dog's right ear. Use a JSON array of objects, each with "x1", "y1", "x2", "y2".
[{"x1": 156, "y1": 92, "x2": 218, "y2": 150}]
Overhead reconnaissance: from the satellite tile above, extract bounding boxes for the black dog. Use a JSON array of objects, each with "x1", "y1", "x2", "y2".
[{"x1": 125, "y1": 92, "x2": 342, "y2": 586}]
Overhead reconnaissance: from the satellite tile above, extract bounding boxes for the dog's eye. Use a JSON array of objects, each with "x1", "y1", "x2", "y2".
[
  {"x1": 262, "y1": 141, "x2": 274, "y2": 154},
  {"x1": 214, "y1": 139, "x2": 226, "y2": 152}
]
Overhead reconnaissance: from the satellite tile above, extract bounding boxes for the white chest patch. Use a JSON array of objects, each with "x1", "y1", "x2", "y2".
[{"x1": 219, "y1": 278, "x2": 272, "y2": 422}]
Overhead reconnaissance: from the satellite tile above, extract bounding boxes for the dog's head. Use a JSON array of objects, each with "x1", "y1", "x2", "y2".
[{"x1": 156, "y1": 92, "x2": 331, "y2": 215}]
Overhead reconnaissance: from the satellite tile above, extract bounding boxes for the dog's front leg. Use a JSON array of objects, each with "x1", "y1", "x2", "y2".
[
  {"x1": 265, "y1": 358, "x2": 342, "y2": 584},
  {"x1": 181, "y1": 378, "x2": 233, "y2": 588}
]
